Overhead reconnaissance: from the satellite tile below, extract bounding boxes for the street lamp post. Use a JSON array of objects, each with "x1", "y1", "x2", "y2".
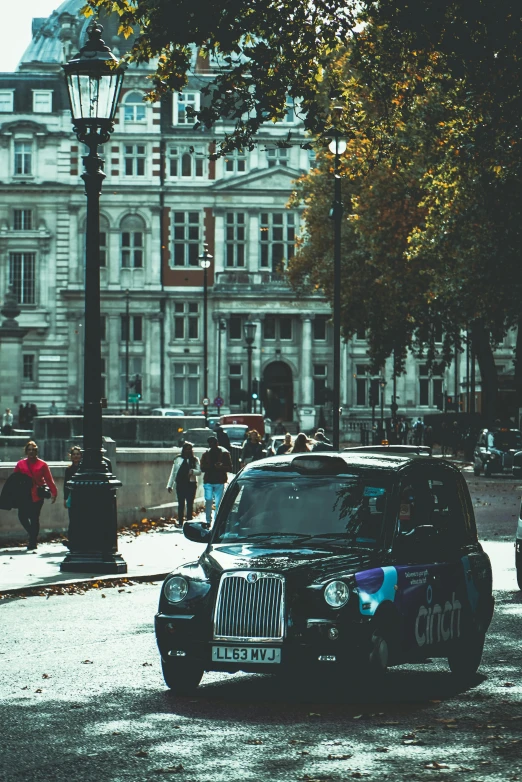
[
  {"x1": 199, "y1": 245, "x2": 212, "y2": 424},
  {"x1": 61, "y1": 23, "x2": 127, "y2": 574},
  {"x1": 328, "y1": 111, "x2": 347, "y2": 450},
  {"x1": 125, "y1": 288, "x2": 130, "y2": 412},
  {"x1": 380, "y1": 376, "x2": 387, "y2": 442},
  {"x1": 243, "y1": 320, "x2": 257, "y2": 413},
  {"x1": 216, "y1": 318, "x2": 226, "y2": 414}
]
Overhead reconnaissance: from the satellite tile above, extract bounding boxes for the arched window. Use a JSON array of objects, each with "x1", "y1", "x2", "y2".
[
  {"x1": 120, "y1": 215, "x2": 145, "y2": 268},
  {"x1": 124, "y1": 92, "x2": 146, "y2": 122}
]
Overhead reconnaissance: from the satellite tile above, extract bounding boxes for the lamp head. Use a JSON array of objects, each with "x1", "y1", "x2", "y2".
[
  {"x1": 199, "y1": 244, "x2": 213, "y2": 269},
  {"x1": 63, "y1": 23, "x2": 125, "y2": 135},
  {"x1": 243, "y1": 319, "x2": 257, "y2": 345}
]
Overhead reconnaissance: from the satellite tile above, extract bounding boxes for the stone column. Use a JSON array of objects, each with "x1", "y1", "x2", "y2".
[
  {"x1": 300, "y1": 315, "x2": 313, "y2": 405},
  {"x1": 148, "y1": 315, "x2": 162, "y2": 405},
  {"x1": 0, "y1": 288, "x2": 29, "y2": 414}
]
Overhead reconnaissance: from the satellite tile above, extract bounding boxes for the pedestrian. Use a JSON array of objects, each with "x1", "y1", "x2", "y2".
[
  {"x1": 64, "y1": 445, "x2": 82, "y2": 510},
  {"x1": 13, "y1": 441, "x2": 57, "y2": 550},
  {"x1": 214, "y1": 424, "x2": 231, "y2": 452},
  {"x1": 18, "y1": 404, "x2": 25, "y2": 428},
  {"x1": 291, "y1": 433, "x2": 312, "y2": 453},
  {"x1": 413, "y1": 417, "x2": 424, "y2": 446},
  {"x1": 200, "y1": 436, "x2": 232, "y2": 528},
  {"x1": 240, "y1": 429, "x2": 265, "y2": 467},
  {"x1": 23, "y1": 402, "x2": 32, "y2": 427},
  {"x1": 312, "y1": 432, "x2": 334, "y2": 452},
  {"x1": 441, "y1": 420, "x2": 449, "y2": 457},
  {"x1": 274, "y1": 420, "x2": 286, "y2": 435},
  {"x1": 315, "y1": 427, "x2": 331, "y2": 444},
  {"x1": 1, "y1": 407, "x2": 13, "y2": 435},
  {"x1": 424, "y1": 424, "x2": 434, "y2": 449},
  {"x1": 48, "y1": 401, "x2": 59, "y2": 415},
  {"x1": 166, "y1": 441, "x2": 201, "y2": 526},
  {"x1": 276, "y1": 433, "x2": 293, "y2": 455}
]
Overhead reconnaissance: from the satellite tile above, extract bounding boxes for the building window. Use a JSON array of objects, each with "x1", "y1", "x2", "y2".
[
  {"x1": 32, "y1": 90, "x2": 52, "y2": 113},
  {"x1": 229, "y1": 315, "x2": 242, "y2": 340},
  {"x1": 23, "y1": 354, "x2": 35, "y2": 383},
  {"x1": 313, "y1": 316, "x2": 328, "y2": 341},
  {"x1": 120, "y1": 357, "x2": 142, "y2": 401},
  {"x1": 225, "y1": 212, "x2": 246, "y2": 267},
  {"x1": 0, "y1": 90, "x2": 14, "y2": 112},
  {"x1": 173, "y1": 363, "x2": 200, "y2": 406},
  {"x1": 121, "y1": 315, "x2": 143, "y2": 342},
  {"x1": 173, "y1": 211, "x2": 201, "y2": 267},
  {"x1": 101, "y1": 357, "x2": 107, "y2": 399},
  {"x1": 280, "y1": 317, "x2": 292, "y2": 341},
  {"x1": 9, "y1": 252, "x2": 35, "y2": 304},
  {"x1": 123, "y1": 91, "x2": 146, "y2": 122},
  {"x1": 266, "y1": 147, "x2": 289, "y2": 168},
  {"x1": 124, "y1": 144, "x2": 145, "y2": 176},
  {"x1": 229, "y1": 363, "x2": 243, "y2": 405},
  {"x1": 173, "y1": 91, "x2": 200, "y2": 125},
  {"x1": 100, "y1": 316, "x2": 107, "y2": 342},
  {"x1": 120, "y1": 215, "x2": 144, "y2": 268},
  {"x1": 173, "y1": 302, "x2": 199, "y2": 340},
  {"x1": 355, "y1": 364, "x2": 370, "y2": 406},
  {"x1": 313, "y1": 364, "x2": 327, "y2": 406},
  {"x1": 14, "y1": 141, "x2": 32, "y2": 176},
  {"x1": 260, "y1": 212, "x2": 295, "y2": 271},
  {"x1": 419, "y1": 363, "x2": 444, "y2": 408},
  {"x1": 169, "y1": 145, "x2": 206, "y2": 178},
  {"x1": 13, "y1": 209, "x2": 33, "y2": 230},
  {"x1": 264, "y1": 317, "x2": 276, "y2": 340},
  {"x1": 225, "y1": 150, "x2": 246, "y2": 173},
  {"x1": 355, "y1": 328, "x2": 367, "y2": 340}
]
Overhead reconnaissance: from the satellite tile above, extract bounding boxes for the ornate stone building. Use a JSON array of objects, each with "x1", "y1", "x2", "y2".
[{"x1": 0, "y1": 0, "x2": 515, "y2": 431}]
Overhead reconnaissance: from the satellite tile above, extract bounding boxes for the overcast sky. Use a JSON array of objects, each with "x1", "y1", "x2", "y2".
[{"x1": 2, "y1": 1, "x2": 62, "y2": 72}]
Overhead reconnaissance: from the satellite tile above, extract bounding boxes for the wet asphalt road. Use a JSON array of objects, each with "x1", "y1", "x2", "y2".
[{"x1": 1, "y1": 471, "x2": 521, "y2": 782}]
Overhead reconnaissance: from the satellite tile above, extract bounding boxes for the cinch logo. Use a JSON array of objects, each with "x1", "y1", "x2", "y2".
[{"x1": 414, "y1": 591, "x2": 462, "y2": 646}]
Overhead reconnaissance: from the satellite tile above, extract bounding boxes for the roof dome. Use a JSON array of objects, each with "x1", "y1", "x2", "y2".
[{"x1": 18, "y1": 0, "x2": 134, "y2": 71}]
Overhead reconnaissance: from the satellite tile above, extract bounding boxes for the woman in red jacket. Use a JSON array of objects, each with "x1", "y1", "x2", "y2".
[{"x1": 14, "y1": 441, "x2": 57, "y2": 550}]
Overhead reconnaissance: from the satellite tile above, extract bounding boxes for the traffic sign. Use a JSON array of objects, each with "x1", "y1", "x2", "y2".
[
  {"x1": 128, "y1": 393, "x2": 140, "y2": 403},
  {"x1": 214, "y1": 396, "x2": 224, "y2": 407},
  {"x1": 202, "y1": 397, "x2": 210, "y2": 406}
]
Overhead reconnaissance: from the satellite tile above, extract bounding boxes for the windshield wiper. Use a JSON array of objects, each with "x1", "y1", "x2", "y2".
[{"x1": 243, "y1": 532, "x2": 313, "y2": 540}]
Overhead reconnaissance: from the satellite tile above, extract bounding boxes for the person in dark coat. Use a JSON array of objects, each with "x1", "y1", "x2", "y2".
[
  {"x1": 276, "y1": 433, "x2": 293, "y2": 455},
  {"x1": 200, "y1": 436, "x2": 233, "y2": 527},
  {"x1": 240, "y1": 429, "x2": 265, "y2": 467},
  {"x1": 312, "y1": 432, "x2": 334, "y2": 452},
  {"x1": 215, "y1": 424, "x2": 231, "y2": 453}
]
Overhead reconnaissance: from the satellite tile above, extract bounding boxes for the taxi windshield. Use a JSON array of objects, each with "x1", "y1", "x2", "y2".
[{"x1": 215, "y1": 472, "x2": 389, "y2": 547}]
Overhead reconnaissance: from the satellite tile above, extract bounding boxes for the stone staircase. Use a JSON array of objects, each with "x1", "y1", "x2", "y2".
[{"x1": 282, "y1": 421, "x2": 299, "y2": 434}]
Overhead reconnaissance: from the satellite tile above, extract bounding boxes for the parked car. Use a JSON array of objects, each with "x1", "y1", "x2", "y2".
[
  {"x1": 178, "y1": 428, "x2": 215, "y2": 447},
  {"x1": 155, "y1": 448, "x2": 494, "y2": 694},
  {"x1": 219, "y1": 414, "x2": 270, "y2": 438},
  {"x1": 473, "y1": 428, "x2": 522, "y2": 476},
  {"x1": 150, "y1": 408, "x2": 185, "y2": 417}
]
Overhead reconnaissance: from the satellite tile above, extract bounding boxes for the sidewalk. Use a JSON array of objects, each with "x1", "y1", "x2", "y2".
[{"x1": 0, "y1": 512, "x2": 207, "y2": 597}]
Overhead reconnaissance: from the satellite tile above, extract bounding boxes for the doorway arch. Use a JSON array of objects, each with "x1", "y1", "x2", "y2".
[{"x1": 263, "y1": 361, "x2": 294, "y2": 421}]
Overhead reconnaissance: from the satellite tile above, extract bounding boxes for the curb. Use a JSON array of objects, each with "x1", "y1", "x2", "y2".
[{"x1": 0, "y1": 571, "x2": 169, "y2": 599}]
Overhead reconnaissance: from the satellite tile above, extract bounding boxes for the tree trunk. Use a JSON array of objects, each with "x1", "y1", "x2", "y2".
[
  {"x1": 470, "y1": 320, "x2": 498, "y2": 423},
  {"x1": 514, "y1": 316, "x2": 522, "y2": 414}
]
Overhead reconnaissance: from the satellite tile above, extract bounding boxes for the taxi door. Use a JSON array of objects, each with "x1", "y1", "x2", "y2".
[{"x1": 390, "y1": 465, "x2": 468, "y2": 658}]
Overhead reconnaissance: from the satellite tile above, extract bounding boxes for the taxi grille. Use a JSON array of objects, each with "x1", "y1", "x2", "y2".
[{"x1": 213, "y1": 572, "x2": 285, "y2": 641}]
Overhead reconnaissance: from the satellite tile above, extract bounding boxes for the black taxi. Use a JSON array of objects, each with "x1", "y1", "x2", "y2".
[
  {"x1": 155, "y1": 449, "x2": 493, "y2": 694},
  {"x1": 473, "y1": 427, "x2": 522, "y2": 476}
]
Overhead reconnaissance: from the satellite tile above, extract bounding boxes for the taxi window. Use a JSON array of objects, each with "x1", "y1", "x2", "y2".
[{"x1": 395, "y1": 468, "x2": 467, "y2": 546}]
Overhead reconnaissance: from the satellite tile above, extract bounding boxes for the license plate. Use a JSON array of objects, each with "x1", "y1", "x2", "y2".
[{"x1": 212, "y1": 645, "x2": 281, "y2": 664}]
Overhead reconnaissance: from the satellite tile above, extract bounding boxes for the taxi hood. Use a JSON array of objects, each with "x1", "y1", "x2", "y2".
[{"x1": 201, "y1": 544, "x2": 376, "y2": 585}]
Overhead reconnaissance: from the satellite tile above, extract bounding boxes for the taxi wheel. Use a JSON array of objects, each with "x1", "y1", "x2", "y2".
[
  {"x1": 447, "y1": 631, "x2": 485, "y2": 680},
  {"x1": 516, "y1": 556, "x2": 522, "y2": 591},
  {"x1": 366, "y1": 625, "x2": 391, "y2": 678},
  {"x1": 161, "y1": 657, "x2": 204, "y2": 694}
]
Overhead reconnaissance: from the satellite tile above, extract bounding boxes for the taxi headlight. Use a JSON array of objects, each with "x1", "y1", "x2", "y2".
[
  {"x1": 164, "y1": 576, "x2": 189, "y2": 603},
  {"x1": 324, "y1": 580, "x2": 350, "y2": 608}
]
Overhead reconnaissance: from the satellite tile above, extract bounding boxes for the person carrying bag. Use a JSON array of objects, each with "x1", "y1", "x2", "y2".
[
  {"x1": 13, "y1": 441, "x2": 57, "y2": 550},
  {"x1": 167, "y1": 442, "x2": 201, "y2": 526}
]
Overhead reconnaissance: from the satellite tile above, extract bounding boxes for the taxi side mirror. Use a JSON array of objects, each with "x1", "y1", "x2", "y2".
[{"x1": 183, "y1": 522, "x2": 211, "y2": 544}]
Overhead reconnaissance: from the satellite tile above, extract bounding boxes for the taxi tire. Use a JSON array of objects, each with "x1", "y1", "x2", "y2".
[
  {"x1": 516, "y1": 555, "x2": 522, "y2": 591},
  {"x1": 161, "y1": 657, "x2": 204, "y2": 694},
  {"x1": 447, "y1": 630, "x2": 485, "y2": 680},
  {"x1": 484, "y1": 462, "x2": 493, "y2": 477},
  {"x1": 473, "y1": 464, "x2": 481, "y2": 476},
  {"x1": 364, "y1": 625, "x2": 391, "y2": 680}
]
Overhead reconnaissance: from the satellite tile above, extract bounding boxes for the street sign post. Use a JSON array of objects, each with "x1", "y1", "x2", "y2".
[{"x1": 214, "y1": 396, "x2": 224, "y2": 408}]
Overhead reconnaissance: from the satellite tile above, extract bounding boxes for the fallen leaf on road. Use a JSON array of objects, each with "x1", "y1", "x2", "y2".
[
  {"x1": 502, "y1": 682, "x2": 515, "y2": 687},
  {"x1": 375, "y1": 747, "x2": 389, "y2": 753},
  {"x1": 327, "y1": 753, "x2": 352, "y2": 760},
  {"x1": 298, "y1": 776, "x2": 333, "y2": 782},
  {"x1": 81, "y1": 660, "x2": 93, "y2": 664},
  {"x1": 245, "y1": 739, "x2": 263, "y2": 745},
  {"x1": 42, "y1": 674, "x2": 51, "y2": 679},
  {"x1": 353, "y1": 714, "x2": 363, "y2": 720},
  {"x1": 135, "y1": 749, "x2": 148, "y2": 758},
  {"x1": 142, "y1": 662, "x2": 152, "y2": 667},
  {"x1": 308, "y1": 712, "x2": 321, "y2": 717},
  {"x1": 34, "y1": 689, "x2": 42, "y2": 693},
  {"x1": 21, "y1": 686, "x2": 28, "y2": 690},
  {"x1": 424, "y1": 762, "x2": 449, "y2": 770},
  {"x1": 289, "y1": 739, "x2": 305, "y2": 744},
  {"x1": 101, "y1": 593, "x2": 106, "y2": 598}
]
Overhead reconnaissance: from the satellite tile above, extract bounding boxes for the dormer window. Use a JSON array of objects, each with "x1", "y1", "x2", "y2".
[
  {"x1": 267, "y1": 147, "x2": 289, "y2": 168},
  {"x1": 124, "y1": 92, "x2": 146, "y2": 122},
  {"x1": 173, "y1": 91, "x2": 200, "y2": 125},
  {"x1": 32, "y1": 90, "x2": 53, "y2": 113}
]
